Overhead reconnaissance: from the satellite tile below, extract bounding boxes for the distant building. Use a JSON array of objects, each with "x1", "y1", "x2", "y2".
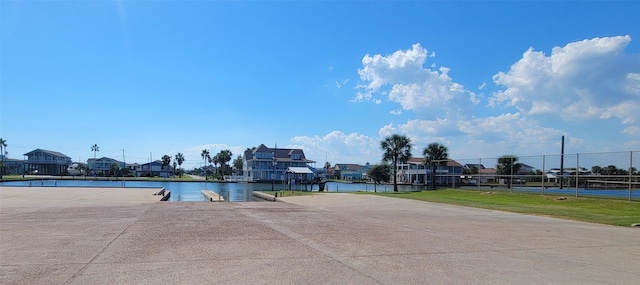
[
  {"x1": 517, "y1": 163, "x2": 536, "y2": 174},
  {"x1": 397, "y1": 158, "x2": 428, "y2": 184},
  {"x1": 243, "y1": 144, "x2": 315, "y2": 182},
  {"x1": 397, "y1": 158, "x2": 464, "y2": 185},
  {"x1": 1, "y1": 155, "x2": 25, "y2": 175},
  {"x1": 333, "y1": 163, "x2": 371, "y2": 181},
  {"x1": 87, "y1": 157, "x2": 126, "y2": 176},
  {"x1": 137, "y1": 160, "x2": 173, "y2": 178},
  {"x1": 23, "y1": 149, "x2": 72, "y2": 175}
]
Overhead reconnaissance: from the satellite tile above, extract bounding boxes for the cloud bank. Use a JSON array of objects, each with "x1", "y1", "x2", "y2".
[
  {"x1": 491, "y1": 35, "x2": 640, "y2": 126},
  {"x1": 293, "y1": 36, "x2": 640, "y2": 165}
]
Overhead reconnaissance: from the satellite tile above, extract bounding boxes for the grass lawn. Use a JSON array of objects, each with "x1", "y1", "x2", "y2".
[
  {"x1": 260, "y1": 190, "x2": 318, "y2": 198},
  {"x1": 365, "y1": 189, "x2": 640, "y2": 227}
]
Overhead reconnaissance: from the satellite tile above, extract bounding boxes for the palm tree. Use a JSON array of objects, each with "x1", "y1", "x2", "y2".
[
  {"x1": 201, "y1": 149, "x2": 210, "y2": 179},
  {"x1": 161, "y1": 154, "x2": 171, "y2": 176},
  {"x1": 423, "y1": 143, "x2": 449, "y2": 190},
  {"x1": 175, "y1": 153, "x2": 185, "y2": 177},
  {"x1": 217, "y1": 150, "x2": 233, "y2": 179},
  {"x1": 0, "y1": 138, "x2": 6, "y2": 178},
  {"x1": 380, "y1": 134, "x2": 412, "y2": 192},
  {"x1": 208, "y1": 154, "x2": 217, "y2": 180},
  {"x1": 91, "y1": 144, "x2": 99, "y2": 175},
  {"x1": 232, "y1": 155, "x2": 243, "y2": 176},
  {"x1": 161, "y1": 154, "x2": 171, "y2": 166},
  {"x1": 497, "y1": 155, "x2": 521, "y2": 188}
]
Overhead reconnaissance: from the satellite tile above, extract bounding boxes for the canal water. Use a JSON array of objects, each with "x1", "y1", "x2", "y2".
[{"x1": 0, "y1": 180, "x2": 417, "y2": 202}]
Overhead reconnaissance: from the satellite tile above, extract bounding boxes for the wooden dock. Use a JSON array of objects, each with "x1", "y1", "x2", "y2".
[{"x1": 201, "y1": 190, "x2": 225, "y2": 202}]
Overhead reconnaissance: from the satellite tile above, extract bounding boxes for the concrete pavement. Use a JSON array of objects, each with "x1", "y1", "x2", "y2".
[{"x1": 1, "y1": 187, "x2": 639, "y2": 284}]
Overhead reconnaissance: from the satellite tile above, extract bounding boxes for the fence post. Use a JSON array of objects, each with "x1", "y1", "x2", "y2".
[
  {"x1": 575, "y1": 153, "x2": 579, "y2": 197},
  {"x1": 630, "y1": 151, "x2": 633, "y2": 202},
  {"x1": 477, "y1": 158, "x2": 481, "y2": 191},
  {"x1": 510, "y1": 156, "x2": 513, "y2": 192},
  {"x1": 541, "y1": 155, "x2": 545, "y2": 195}
]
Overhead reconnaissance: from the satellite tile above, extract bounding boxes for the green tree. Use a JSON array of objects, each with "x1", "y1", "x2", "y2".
[
  {"x1": 591, "y1": 165, "x2": 603, "y2": 175},
  {"x1": 381, "y1": 134, "x2": 412, "y2": 192},
  {"x1": 423, "y1": 143, "x2": 449, "y2": 190},
  {"x1": 208, "y1": 154, "x2": 218, "y2": 179},
  {"x1": 216, "y1": 150, "x2": 233, "y2": 178},
  {"x1": 0, "y1": 138, "x2": 6, "y2": 178},
  {"x1": 367, "y1": 164, "x2": 390, "y2": 192},
  {"x1": 175, "y1": 153, "x2": 185, "y2": 177},
  {"x1": 232, "y1": 155, "x2": 243, "y2": 175},
  {"x1": 77, "y1": 163, "x2": 89, "y2": 177},
  {"x1": 497, "y1": 155, "x2": 521, "y2": 188},
  {"x1": 603, "y1": 165, "x2": 618, "y2": 176},
  {"x1": 109, "y1": 163, "x2": 120, "y2": 177},
  {"x1": 120, "y1": 167, "x2": 132, "y2": 177},
  {"x1": 201, "y1": 149, "x2": 210, "y2": 179},
  {"x1": 91, "y1": 144, "x2": 99, "y2": 175},
  {"x1": 161, "y1": 154, "x2": 171, "y2": 166}
]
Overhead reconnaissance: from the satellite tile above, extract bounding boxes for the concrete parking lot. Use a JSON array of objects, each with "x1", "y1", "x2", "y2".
[{"x1": 1, "y1": 187, "x2": 639, "y2": 284}]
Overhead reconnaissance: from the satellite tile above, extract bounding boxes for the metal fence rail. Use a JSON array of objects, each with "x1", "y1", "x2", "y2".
[{"x1": 445, "y1": 151, "x2": 639, "y2": 201}]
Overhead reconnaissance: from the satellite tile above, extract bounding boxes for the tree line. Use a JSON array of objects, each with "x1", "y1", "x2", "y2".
[
  {"x1": 368, "y1": 134, "x2": 450, "y2": 192},
  {"x1": 199, "y1": 149, "x2": 243, "y2": 180}
]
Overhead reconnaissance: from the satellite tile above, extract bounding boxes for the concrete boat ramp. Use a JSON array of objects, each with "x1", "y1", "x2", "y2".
[
  {"x1": 201, "y1": 189, "x2": 225, "y2": 202},
  {"x1": 1, "y1": 187, "x2": 639, "y2": 284}
]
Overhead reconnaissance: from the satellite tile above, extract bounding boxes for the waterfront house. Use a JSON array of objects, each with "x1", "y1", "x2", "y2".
[
  {"x1": 23, "y1": 149, "x2": 72, "y2": 175},
  {"x1": 243, "y1": 144, "x2": 315, "y2": 182},
  {"x1": 333, "y1": 163, "x2": 371, "y2": 181},
  {"x1": 0, "y1": 155, "x2": 25, "y2": 175},
  {"x1": 396, "y1": 158, "x2": 464, "y2": 186},
  {"x1": 87, "y1": 157, "x2": 127, "y2": 176},
  {"x1": 137, "y1": 160, "x2": 173, "y2": 178}
]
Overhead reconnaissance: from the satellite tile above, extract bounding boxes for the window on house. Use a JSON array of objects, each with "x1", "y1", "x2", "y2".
[{"x1": 256, "y1": 152, "x2": 272, "y2": 159}]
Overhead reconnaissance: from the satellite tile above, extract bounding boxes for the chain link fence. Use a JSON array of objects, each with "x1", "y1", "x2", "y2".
[{"x1": 446, "y1": 151, "x2": 639, "y2": 201}]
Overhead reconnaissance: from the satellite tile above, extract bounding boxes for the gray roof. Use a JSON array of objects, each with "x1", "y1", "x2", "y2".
[
  {"x1": 335, "y1": 164, "x2": 364, "y2": 171},
  {"x1": 245, "y1": 144, "x2": 315, "y2": 163},
  {"x1": 24, "y1": 149, "x2": 71, "y2": 159}
]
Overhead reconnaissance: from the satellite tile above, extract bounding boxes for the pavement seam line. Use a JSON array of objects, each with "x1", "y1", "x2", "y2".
[
  {"x1": 236, "y1": 207, "x2": 386, "y2": 285},
  {"x1": 62, "y1": 202, "x2": 157, "y2": 285}
]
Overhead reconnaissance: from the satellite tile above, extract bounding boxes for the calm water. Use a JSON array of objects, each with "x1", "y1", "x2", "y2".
[
  {"x1": 0, "y1": 180, "x2": 416, "y2": 202},
  {"x1": 5, "y1": 179, "x2": 633, "y2": 201}
]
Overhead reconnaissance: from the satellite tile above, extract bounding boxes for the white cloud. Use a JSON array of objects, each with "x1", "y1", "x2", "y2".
[
  {"x1": 491, "y1": 35, "x2": 640, "y2": 125},
  {"x1": 478, "y1": 82, "x2": 486, "y2": 90},
  {"x1": 356, "y1": 43, "x2": 478, "y2": 116},
  {"x1": 622, "y1": 126, "x2": 640, "y2": 136},
  {"x1": 626, "y1": 73, "x2": 640, "y2": 94},
  {"x1": 290, "y1": 131, "x2": 380, "y2": 165},
  {"x1": 336, "y1": 79, "x2": 349, "y2": 89},
  {"x1": 390, "y1": 109, "x2": 402, "y2": 115}
]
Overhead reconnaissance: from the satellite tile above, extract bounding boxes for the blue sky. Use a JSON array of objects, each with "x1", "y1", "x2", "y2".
[{"x1": 2, "y1": 1, "x2": 639, "y2": 170}]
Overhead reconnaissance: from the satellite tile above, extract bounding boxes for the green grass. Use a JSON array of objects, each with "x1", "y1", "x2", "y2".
[
  {"x1": 0, "y1": 175, "x2": 29, "y2": 181},
  {"x1": 260, "y1": 190, "x2": 318, "y2": 198},
  {"x1": 365, "y1": 189, "x2": 640, "y2": 227}
]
